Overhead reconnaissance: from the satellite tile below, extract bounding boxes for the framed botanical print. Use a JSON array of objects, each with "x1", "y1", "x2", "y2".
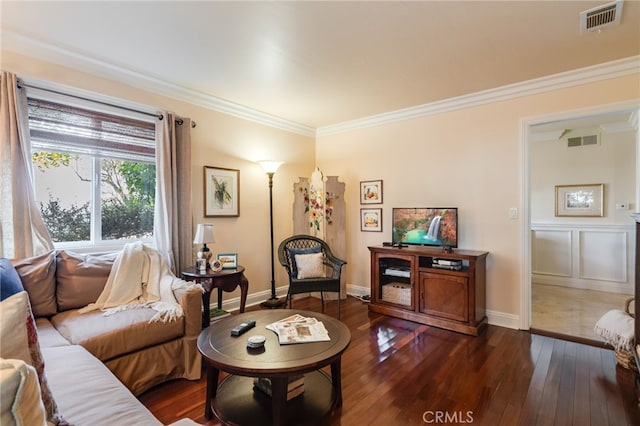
[{"x1": 204, "y1": 166, "x2": 240, "y2": 217}]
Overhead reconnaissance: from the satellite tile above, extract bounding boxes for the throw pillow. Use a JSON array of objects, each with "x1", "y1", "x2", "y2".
[
  {"x1": 0, "y1": 358, "x2": 48, "y2": 426},
  {"x1": 0, "y1": 258, "x2": 24, "y2": 301},
  {"x1": 287, "y1": 245, "x2": 322, "y2": 277},
  {"x1": 12, "y1": 251, "x2": 57, "y2": 317},
  {"x1": 55, "y1": 250, "x2": 116, "y2": 311},
  {"x1": 0, "y1": 291, "x2": 62, "y2": 425},
  {"x1": 295, "y1": 252, "x2": 325, "y2": 279}
]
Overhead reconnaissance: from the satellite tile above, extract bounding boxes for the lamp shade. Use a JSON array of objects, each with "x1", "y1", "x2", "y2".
[
  {"x1": 193, "y1": 224, "x2": 215, "y2": 244},
  {"x1": 258, "y1": 160, "x2": 283, "y2": 174}
]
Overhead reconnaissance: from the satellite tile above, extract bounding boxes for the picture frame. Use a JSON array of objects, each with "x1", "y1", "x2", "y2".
[
  {"x1": 361, "y1": 208, "x2": 382, "y2": 232},
  {"x1": 216, "y1": 253, "x2": 238, "y2": 269},
  {"x1": 555, "y1": 183, "x2": 604, "y2": 217},
  {"x1": 360, "y1": 180, "x2": 383, "y2": 204},
  {"x1": 204, "y1": 166, "x2": 240, "y2": 217}
]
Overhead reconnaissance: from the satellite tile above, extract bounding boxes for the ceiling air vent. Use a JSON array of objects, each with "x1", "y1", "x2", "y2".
[
  {"x1": 580, "y1": 1, "x2": 624, "y2": 32},
  {"x1": 567, "y1": 134, "x2": 600, "y2": 148}
]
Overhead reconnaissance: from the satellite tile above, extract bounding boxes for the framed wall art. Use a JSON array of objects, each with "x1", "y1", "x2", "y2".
[
  {"x1": 204, "y1": 166, "x2": 239, "y2": 217},
  {"x1": 555, "y1": 183, "x2": 604, "y2": 217},
  {"x1": 216, "y1": 253, "x2": 238, "y2": 269},
  {"x1": 360, "y1": 180, "x2": 383, "y2": 204},
  {"x1": 361, "y1": 208, "x2": 382, "y2": 232}
]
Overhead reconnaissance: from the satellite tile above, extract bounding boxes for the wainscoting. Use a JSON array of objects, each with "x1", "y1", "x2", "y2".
[{"x1": 531, "y1": 223, "x2": 635, "y2": 294}]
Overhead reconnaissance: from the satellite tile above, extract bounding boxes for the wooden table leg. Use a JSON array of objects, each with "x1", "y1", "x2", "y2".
[
  {"x1": 331, "y1": 358, "x2": 343, "y2": 407},
  {"x1": 239, "y1": 274, "x2": 249, "y2": 313},
  {"x1": 204, "y1": 365, "x2": 219, "y2": 420},
  {"x1": 202, "y1": 288, "x2": 211, "y2": 329},
  {"x1": 270, "y1": 377, "x2": 288, "y2": 426}
]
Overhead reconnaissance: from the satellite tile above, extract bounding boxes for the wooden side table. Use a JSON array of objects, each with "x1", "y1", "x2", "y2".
[{"x1": 182, "y1": 265, "x2": 249, "y2": 328}]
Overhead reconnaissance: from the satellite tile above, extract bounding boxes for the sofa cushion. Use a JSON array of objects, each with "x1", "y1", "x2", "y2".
[
  {"x1": 35, "y1": 318, "x2": 71, "y2": 349},
  {"x1": 0, "y1": 291, "x2": 62, "y2": 425},
  {"x1": 12, "y1": 251, "x2": 57, "y2": 317},
  {"x1": 51, "y1": 308, "x2": 184, "y2": 362},
  {"x1": 55, "y1": 250, "x2": 117, "y2": 311},
  {"x1": 0, "y1": 258, "x2": 25, "y2": 301},
  {"x1": 0, "y1": 358, "x2": 48, "y2": 426},
  {"x1": 41, "y1": 345, "x2": 161, "y2": 426}
]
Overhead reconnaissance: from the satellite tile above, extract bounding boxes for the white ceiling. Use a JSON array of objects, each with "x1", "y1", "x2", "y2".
[{"x1": 1, "y1": 1, "x2": 639, "y2": 131}]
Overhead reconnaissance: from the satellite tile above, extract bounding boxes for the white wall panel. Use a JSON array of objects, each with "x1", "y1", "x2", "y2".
[
  {"x1": 579, "y1": 230, "x2": 627, "y2": 282},
  {"x1": 531, "y1": 230, "x2": 572, "y2": 276},
  {"x1": 532, "y1": 223, "x2": 634, "y2": 293}
]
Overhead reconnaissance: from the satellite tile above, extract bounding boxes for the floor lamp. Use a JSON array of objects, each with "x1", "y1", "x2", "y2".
[{"x1": 259, "y1": 161, "x2": 287, "y2": 308}]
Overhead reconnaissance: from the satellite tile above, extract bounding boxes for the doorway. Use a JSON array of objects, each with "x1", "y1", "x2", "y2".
[{"x1": 524, "y1": 102, "x2": 639, "y2": 343}]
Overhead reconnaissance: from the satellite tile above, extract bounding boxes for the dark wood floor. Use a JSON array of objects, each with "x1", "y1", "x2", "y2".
[{"x1": 139, "y1": 296, "x2": 640, "y2": 425}]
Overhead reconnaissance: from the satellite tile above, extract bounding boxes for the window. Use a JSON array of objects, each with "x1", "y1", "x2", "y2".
[{"x1": 27, "y1": 97, "x2": 156, "y2": 248}]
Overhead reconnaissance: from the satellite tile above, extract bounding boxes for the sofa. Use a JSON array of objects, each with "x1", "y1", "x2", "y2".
[{"x1": 0, "y1": 248, "x2": 203, "y2": 425}]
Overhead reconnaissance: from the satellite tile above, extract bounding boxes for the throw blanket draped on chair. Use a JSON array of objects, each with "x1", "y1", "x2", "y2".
[{"x1": 79, "y1": 242, "x2": 199, "y2": 322}]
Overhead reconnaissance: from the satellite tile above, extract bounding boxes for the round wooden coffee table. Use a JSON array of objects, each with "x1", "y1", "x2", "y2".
[{"x1": 197, "y1": 310, "x2": 351, "y2": 426}]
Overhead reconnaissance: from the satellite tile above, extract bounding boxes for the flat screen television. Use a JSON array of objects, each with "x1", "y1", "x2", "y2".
[{"x1": 392, "y1": 207, "x2": 458, "y2": 248}]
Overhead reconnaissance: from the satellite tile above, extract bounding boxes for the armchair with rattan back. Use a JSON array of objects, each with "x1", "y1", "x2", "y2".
[{"x1": 277, "y1": 235, "x2": 347, "y2": 318}]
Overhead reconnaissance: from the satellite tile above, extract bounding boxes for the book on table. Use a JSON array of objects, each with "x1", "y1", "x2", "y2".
[
  {"x1": 209, "y1": 308, "x2": 230, "y2": 323},
  {"x1": 253, "y1": 375, "x2": 305, "y2": 400}
]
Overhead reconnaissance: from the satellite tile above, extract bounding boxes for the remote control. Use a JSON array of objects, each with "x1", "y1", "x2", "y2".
[{"x1": 231, "y1": 320, "x2": 256, "y2": 336}]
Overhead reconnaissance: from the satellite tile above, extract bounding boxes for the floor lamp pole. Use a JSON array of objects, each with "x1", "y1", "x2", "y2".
[{"x1": 261, "y1": 171, "x2": 286, "y2": 308}]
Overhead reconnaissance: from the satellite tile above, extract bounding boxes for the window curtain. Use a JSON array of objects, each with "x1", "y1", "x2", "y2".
[
  {"x1": 154, "y1": 113, "x2": 192, "y2": 274},
  {"x1": 0, "y1": 71, "x2": 54, "y2": 259}
]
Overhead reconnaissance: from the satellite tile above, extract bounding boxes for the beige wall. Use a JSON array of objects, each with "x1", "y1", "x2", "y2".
[
  {"x1": 2, "y1": 50, "x2": 316, "y2": 301},
  {"x1": 4, "y1": 49, "x2": 639, "y2": 323},
  {"x1": 531, "y1": 129, "x2": 636, "y2": 224},
  {"x1": 316, "y1": 73, "x2": 640, "y2": 323}
]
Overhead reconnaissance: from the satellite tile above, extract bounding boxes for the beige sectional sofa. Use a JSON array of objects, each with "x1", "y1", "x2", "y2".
[{"x1": 2, "y1": 248, "x2": 203, "y2": 425}]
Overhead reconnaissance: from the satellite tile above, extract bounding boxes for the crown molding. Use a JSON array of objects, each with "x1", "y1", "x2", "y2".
[
  {"x1": 316, "y1": 56, "x2": 640, "y2": 137},
  {"x1": 2, "y1": 30, "x2": 316, "y2": 137},
  {"x1": 4, "y1": 30, "x2": 637, "y2": 139}
]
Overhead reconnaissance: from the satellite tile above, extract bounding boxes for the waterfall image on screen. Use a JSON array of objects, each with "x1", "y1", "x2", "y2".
[{"x1": 392, "y1": 208, "x2": 458, "y2": 248}]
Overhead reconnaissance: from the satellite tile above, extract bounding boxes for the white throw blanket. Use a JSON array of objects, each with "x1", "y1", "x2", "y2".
[
  {"x1": 79, "y1": 242, "x2": 199, "y2": 322},
  {"x1": 593, "y1": 308, "x2": 634, "y2": 351}
]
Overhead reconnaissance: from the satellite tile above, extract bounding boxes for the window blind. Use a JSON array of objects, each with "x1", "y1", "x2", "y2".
[{"x1": 27, "y1": 98, "x2": 156, "y2": 162}]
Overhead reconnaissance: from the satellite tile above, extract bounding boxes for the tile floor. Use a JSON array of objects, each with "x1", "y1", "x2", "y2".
[{"x1": 531, "y1": 282, "x2": 634, "y2": 341}]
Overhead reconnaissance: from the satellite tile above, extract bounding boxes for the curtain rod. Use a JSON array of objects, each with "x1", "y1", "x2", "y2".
[{"x1": 17, "y1": 81, "x2": 197, "y2": 128}]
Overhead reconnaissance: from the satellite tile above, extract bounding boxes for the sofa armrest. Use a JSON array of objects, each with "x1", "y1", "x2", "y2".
[{"x1": 172, "y1": 286, "x2": 202, "y2": 337}]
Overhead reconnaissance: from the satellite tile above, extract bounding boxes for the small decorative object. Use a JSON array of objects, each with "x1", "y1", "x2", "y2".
[
  {"x1": 210, "y1": 259, "x2": 223, "y2": 272},
  {"x1": 555, "y1": 183, "x2": 604, "y2": 217},
  {"x1": 217, "y1": 253, "x2": 238, "y2": 269},
  {"x1": 361, "y1": 208, "x2": 382, "y2": 232},
  {"x1": 204, "y1": 166, "x2": 240, "y2": 217},
  {"x1": 193, "y1": 223, "x2": 215, "y2": 267},
  {"x1": 196, "y1": 258, "x2": 207, "y2": 272},
  {"x1": 360, "y1": 180, "x2": 383, "y2": 204}
]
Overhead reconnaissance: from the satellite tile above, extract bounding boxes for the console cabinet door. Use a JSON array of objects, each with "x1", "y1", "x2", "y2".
[{"x1": 420, "y1": 272, "x2": 468, "y2": 322}]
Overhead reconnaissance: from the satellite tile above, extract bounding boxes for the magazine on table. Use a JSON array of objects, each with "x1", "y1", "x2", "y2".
[{"x1": 266, "y1": 314, "x2": 330, "y2": 344}]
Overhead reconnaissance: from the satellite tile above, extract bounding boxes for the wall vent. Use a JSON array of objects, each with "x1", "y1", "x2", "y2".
[
  {"x1": 567, "y1": 134, "x2": 600, "y2": 148},
  {"x1": 580, "y1": 1, "x2": 623, "y2": 32}
]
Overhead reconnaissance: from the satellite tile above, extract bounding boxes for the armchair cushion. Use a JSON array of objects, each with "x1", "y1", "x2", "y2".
[
  {"x1": 287, "y1": 245, "x2": 321, "y2": 277},
  {"x1": 295, "y1": 252, "x2": 325, "y2": 279}
]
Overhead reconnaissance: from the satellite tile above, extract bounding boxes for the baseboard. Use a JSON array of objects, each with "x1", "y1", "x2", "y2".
[{"x1": 216, "y1": 283, "x2": 523, "y2": 331}]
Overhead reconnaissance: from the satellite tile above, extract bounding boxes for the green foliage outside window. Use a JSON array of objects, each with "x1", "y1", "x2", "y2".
[{"x1": 33, "y1": 152, "x2": 155, "y2": 242}]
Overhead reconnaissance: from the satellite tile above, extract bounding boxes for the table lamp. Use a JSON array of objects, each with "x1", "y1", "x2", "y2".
[{"x1": 194, "y1": 223, "x2": 215, "y2": 267}]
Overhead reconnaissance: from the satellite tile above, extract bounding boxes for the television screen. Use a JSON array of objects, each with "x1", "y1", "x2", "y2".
[{"x1": 392, "y1": 208, "x2": 458, "y2": 248}]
